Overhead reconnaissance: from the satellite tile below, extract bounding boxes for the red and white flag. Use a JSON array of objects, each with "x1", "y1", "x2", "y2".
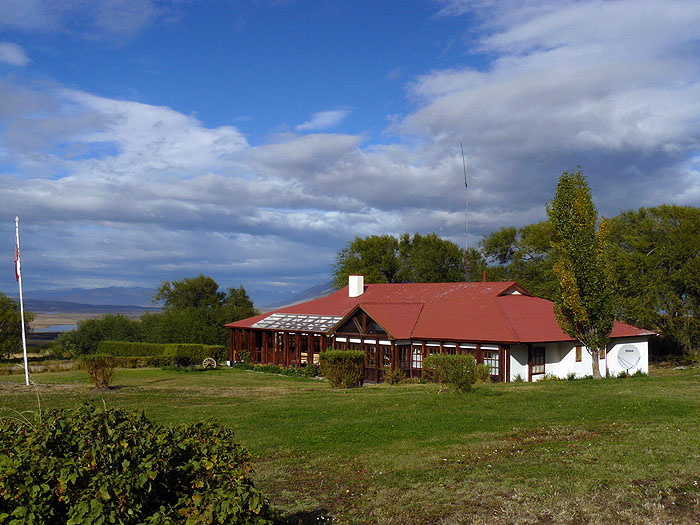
[{"x1": 14, "y1": 244, "x2": 20, "y2": 281}]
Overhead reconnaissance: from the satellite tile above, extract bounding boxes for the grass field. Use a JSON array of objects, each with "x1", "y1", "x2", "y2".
[{"x1": 1, "y1": 367, "x2": 699, "y2": 524}]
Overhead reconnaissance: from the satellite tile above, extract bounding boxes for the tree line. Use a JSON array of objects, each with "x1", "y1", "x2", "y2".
[
  {"x1": 55, "y1": 275, "x2": 257, "y2": 356},
  {"x1": 334, "y1": 205, "x2": 700, "y2": 359}
]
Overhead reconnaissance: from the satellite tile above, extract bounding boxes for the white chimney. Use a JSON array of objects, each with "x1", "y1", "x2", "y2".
[{"x1": 349, "y1": 275, "x2": 364, "y2": 297}]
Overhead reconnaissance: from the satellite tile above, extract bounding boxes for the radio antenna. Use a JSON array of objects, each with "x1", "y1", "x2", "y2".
[{"x1": 460, "y1": 143, "x2": 468, "y2": 282}]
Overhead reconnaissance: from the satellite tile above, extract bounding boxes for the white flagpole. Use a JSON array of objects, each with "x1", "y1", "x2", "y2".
[{"x1": 15, "y1": 216, "x2": 30, "y2": 386}]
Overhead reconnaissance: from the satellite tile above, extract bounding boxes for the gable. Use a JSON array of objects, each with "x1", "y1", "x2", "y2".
[{"x1": 335, "y1": 308, "x2": 387, "y2": 336}]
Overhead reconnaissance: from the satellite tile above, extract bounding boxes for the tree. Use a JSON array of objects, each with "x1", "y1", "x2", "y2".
[
  {"x1": 608, "y1": 205, "x2": 700, "y2": 357},
  {"x1": 154, "y1": 275, "x2": 225, "y2": 310},
  {"x1": 148, "y1": 276, "x2": 257, "y2": 346},
  {"x1": 55, "y1": 314, "x2": 142, "y2": 356},
  {"x1": 479, "y1": 221, "x2": 557, "y2": 298},
  {"x1": 546, "y1": 169, "x2": 615, "y2": 379},
  {"x1": 0, "y1": 292, "x2": 33, "y2": 360},
  {"x1": 333, "y1": 233, "x2": 466, "y2": 289},
  {"x1": 333, "y1": 235, "x2": 401, "y2": 289},
  {"x1": 397, "y1": 233, "x2": 465, "y2": 283}
]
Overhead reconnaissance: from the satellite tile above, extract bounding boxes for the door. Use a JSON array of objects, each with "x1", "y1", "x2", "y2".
[{"x1": 528, "y1": 346, "x2": 545, "y2": 381}]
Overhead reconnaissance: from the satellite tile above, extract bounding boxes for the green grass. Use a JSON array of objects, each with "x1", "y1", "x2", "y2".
[{"x1": 2, "y1": 367, "x2": 700, "y2": 524}]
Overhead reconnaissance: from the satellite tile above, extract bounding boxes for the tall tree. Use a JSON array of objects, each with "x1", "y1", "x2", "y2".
[
  {"x1": 333, "y1": 233, "x2": 466, "y2": 289},
  {"x1": 479, "y1": 221, "x2": 557, "y2": 298},
  {"x1": 154, "y1": 275, "x2": 225, "y2": 310},
  {"x1": 151, "y1": 276, "x2": 258, "y2": 346},
  {"x1": 0, "y1": 292, "x2": 33, "y2": 360},
  {"x1": 546, "y1": 169, "x2": 615, "y2": 379},
  {"x1": 608, "y1": 205, "x2": 700, "y2": 356},
  {"x1": 333, "y1": 235, "x2": 401, "y2": 289},
  {"x1": 397, "y1": 233, "x2": 465, "y2": 283}
]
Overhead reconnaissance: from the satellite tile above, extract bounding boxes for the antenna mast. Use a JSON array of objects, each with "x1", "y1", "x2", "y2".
[{"x1": 460, "y1": 143, "x2": 468, "y2": 282}]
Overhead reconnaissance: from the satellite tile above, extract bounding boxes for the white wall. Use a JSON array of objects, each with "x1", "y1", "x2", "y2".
[
  {"x1": 509, "y1": 344, "x2": 528, "y2": 381},
  {"x1": 508, "y1": 337, "x2": 650, "y2": 381}
]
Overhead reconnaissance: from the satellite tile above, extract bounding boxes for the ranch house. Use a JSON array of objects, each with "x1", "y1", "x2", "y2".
[{"x1": 226, "y1": 275, "x2": 654, "y2": 382}]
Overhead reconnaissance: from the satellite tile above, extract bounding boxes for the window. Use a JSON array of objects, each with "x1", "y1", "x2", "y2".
[
  {"x1": 575, "y1": 346, "x2": 582, "y2": 362},
  {"x1": 483, "y1": 350, "x2": 500, "y2": 376},
  {"x1": 599, "y1": 349, "x2": 605, "y2": 360},
  {"x1": 412, "y1": 347, "x2": 423, "y2": 369},
  {"x1": 531, "y1": 347, "x2": 545, "y2": 375},
  {"x1": 365, "y1": 345, "x2": 376, "y2": 367}
]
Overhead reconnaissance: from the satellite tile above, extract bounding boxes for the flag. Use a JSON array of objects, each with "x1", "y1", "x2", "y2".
[{"x1": 14, "y1": 244, "x2": 20, "y2": 281}]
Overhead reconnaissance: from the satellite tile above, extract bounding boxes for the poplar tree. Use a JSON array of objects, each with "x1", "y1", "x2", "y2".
[{"x1": 546, "y1": 169, "x2": 615, "y2": 379}]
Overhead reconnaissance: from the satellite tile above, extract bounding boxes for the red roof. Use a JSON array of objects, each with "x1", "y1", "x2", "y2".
[{"x1": 226, "y1": 282, "x2": 655, "y2": 344}]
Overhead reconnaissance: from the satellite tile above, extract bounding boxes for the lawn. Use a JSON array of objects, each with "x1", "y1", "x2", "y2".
[{"x1": 1, "y1": 367, "x2": 699, "y2": 524}]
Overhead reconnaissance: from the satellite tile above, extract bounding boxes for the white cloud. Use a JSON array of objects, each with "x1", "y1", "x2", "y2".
[
  {"x1": 0, "y1": 0, "x2": 168, "y2": 42},
  {"x1": 0, "y1": 42, "x2": 30, "y2": 66},
  {"x1": 2, "y1": 0, "x2": 700, "y2": 302},
  {"x1": 296, "y1": 109, "x2": 350, "y2": 131}
]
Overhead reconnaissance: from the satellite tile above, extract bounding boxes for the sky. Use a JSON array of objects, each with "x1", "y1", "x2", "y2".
[{"x1": 1, "y1": 0, "x2": 699, "y2": 306}]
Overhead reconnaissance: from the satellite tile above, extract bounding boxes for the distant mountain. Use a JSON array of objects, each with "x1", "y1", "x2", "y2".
[
  {"x1": 261, "y1": 280, "x2": 334, "y2": 310},
  {"x1": 25, "y1": 298, "x2": 161, "y2": 315},
  {"x1": 24, "y1": 286, "x2": 158, "y2": 307}
]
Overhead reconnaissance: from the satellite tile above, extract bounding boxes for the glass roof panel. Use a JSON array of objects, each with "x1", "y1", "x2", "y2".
[{"x1": 252, "y1": 313, "x2": 343, "y2": 332}]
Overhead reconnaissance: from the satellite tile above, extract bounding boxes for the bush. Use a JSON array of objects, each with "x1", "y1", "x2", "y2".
[
  {"x1": 162, "y1": 343, "x2": 227, "y2": 364},
  {"x1": 56, "y1": 315, "x2": 142, "y2": 356},
  {"x1": 383, "y1": 366, "x2": 405, "y2": 385},
  {"x1": 80, "y1": 354, "x2": 116, "y2": 388},
  {"x1": 97, "y1": 340, "x2": 167, "y2": 357},
  {"x1": 0, "y1": 403, "x2": 275, "y2": 524},
  {"x1": 423, "y1": 354, "x2": 478, "y2": 392},
  {"x1": 96, "y1": 341, "x2": 228, "y2": 367},
  {"x1": 303, "y1": 363, "x2": 320, "y2": 378},
  {"x1": 319, "y1": 350, "x2": 364, "y2": 388},
  {"x1": 239, "y1": 349, "x2": 251, "y2": 363},
  {"x1": 475, "y1": 363, "x2": 492, "y2": 383}
]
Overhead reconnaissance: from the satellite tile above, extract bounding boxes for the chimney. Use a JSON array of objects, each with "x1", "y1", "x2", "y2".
[{"x1": 349, "y1": 275, "x2": 364, "y2": 298}]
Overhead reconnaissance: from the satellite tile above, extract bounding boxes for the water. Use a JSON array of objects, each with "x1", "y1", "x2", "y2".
[{"x1": 34, "y1": 324, "x2": 78, "y2": 332}]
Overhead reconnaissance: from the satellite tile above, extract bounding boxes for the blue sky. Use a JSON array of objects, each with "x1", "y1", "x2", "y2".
[{"x1": 1, "y1": 0, "x2": 699, "y2": 306}]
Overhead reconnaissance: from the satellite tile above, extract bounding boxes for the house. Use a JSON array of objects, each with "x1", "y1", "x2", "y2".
[{"x1": 226, "y1": 275, "x2": 654, "y2": 382}]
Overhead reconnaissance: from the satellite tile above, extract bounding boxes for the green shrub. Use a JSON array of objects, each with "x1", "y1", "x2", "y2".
[
  {"x1": 383, "y1": 366, "x2": 405, "y2": 385},
  {"x1": 423, "y1": 354, "x2": 478, "y2": 392},
  {"x1": 97, "y1": 340, "x2": 167, "y2": 357},
  {"x1": 97, "y1": 341, "x2": 227, "y2": 368},
  {"x1": 80, "y1": 354, "x2": 116, "y2": 388},
  {"x1": 513, "y1": 373, "x2": 525, "y2": 382},
  {"x1": 319, "y1": 350, "x2": 364, "y2": 388},
  {"x1": 475, "y1": 363, "x2": 492, "y2": 383},
  {"x1": 0, "y1": 403, "x2": 275, "y2": 524},
  {"x1": 303, "y1": 363, "x2": 320, "y2": 378},
  {"x1": 239, "y1": 349, "x2": 251, "y2": 363},
  {"x1": 538, "y1": 373, "x2": 561, "y2": 382},
  {"x1": 55, "y1": 314, "x2": 142, "y2": 356}
]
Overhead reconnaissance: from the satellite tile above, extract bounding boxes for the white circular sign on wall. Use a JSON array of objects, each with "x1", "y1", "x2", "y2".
[{"x1": 617, "y1": 344, "x2": 641, "y2": 370}]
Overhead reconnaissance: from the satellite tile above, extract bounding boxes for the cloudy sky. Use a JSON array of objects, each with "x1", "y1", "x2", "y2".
[{"x1": 1, "y1": 0, "x2": 699, "y2": 305}]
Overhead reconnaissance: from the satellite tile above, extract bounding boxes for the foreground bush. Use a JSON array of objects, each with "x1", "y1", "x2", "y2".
[
  {"x1": 0, "y1": 404, "x2": 275, "y2": 524},
  {"x1": 319, "y1": 350, "x2": 364, "y2": 388},
  {"x1": 423, "y1": 354, "x2": 478, "y2": 392},
  {"x1": 80, "y1": 354, "x2": 116, "y2": 388}
]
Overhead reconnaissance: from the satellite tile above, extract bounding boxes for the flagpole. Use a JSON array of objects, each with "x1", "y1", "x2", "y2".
[{"x1": 15, "y1": 217, "x2": 30, "y2": 386}]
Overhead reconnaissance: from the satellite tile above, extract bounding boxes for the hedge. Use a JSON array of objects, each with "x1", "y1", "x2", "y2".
[
  {"x1": 319, "y1": 350, "x2": 364, "y2": 388},
  {"x1": 97, "y1": 341, "x2": 227, "y2": 364},
  {"x1": 0, "y1": 403, "x2": 275, "y2": 524},
  {"x1": 423, "y1": 354, "x2": 478, "y2": 392}
]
